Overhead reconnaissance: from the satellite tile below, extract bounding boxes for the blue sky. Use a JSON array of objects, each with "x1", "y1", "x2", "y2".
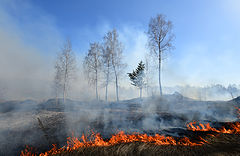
[{"x1": 0, "y1": 0, "x2": 240, "y2": 99}]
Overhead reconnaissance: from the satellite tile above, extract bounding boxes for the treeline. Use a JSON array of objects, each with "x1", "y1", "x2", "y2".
[
  {"x1": 164, "y1": 84, "x2": 240, "y2": 101},
  {"x1": 53, "y1": 14, "x2": 175, "y2": 102}
]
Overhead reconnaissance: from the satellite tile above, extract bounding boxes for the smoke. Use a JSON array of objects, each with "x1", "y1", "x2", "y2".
[
  {"x1": 0, "y1": 1, "x2": 147, "y2": 101},
  {"x1": 1, "y1": 0, "x2": 239, "y2": 101},
  {"x1": 1, "y1": 1, "x2": 240, "y2": 155},
  {"x1": 62, "y1": 91, "x2": 239, "y2": 139},
  {"x1": 0, "y1": 0, "x2": 63, "y2": 100}
]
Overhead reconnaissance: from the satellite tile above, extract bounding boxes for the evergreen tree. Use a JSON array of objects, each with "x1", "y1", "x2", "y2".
[{"x1": 128, "y1": 61, "x2": 146, "y2": 98}]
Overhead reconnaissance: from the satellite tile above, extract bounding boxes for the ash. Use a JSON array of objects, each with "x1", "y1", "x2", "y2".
[{"x1": 0, "y1": 92, "x2": 239, "y2": 156}]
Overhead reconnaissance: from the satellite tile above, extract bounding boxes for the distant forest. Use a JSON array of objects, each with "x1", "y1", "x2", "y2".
[{"x1": 164, "y1": 84, "x2": 240, "y2": 101}]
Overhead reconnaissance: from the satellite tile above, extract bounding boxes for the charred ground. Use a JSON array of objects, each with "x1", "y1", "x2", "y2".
[{"x1": 0, "y1": 92, "x2": 240, "y2": 156}]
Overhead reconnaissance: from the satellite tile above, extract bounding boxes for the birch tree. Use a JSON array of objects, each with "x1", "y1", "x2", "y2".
[
  {"x1": 54, "y1": 39, "x2": 76, "y2": 103},
  {"x1": 144, "y1": 53, "x2": 155, "y2": 96},
  {"x1": 147, "y1": 14, "x2": 175, "y2": 96},
  {"x1": 83, "y1": 42, "x2": 102, "y2": 100},
  {"x1": 103, "y1": 29, "x2": 125, "y2": 102},
  {"x1": 53, "y1": 63, "x2": 62, "y2": 103},
  {"x1": 102, "y1": 43, "x2": 112, "y2": 102}
]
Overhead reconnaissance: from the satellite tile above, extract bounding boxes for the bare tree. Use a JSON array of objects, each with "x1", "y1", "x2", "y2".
[
  {"x1": 103, "y1": 29, "x2": 125, "y2": 102},
  {"x1": 53, "y1": 63, "x2": 62, "y2": 104},
  {"x1": 102, "y1": 43, "x2": 112, "y2": 102},
  {"x1": 144, "y1": 53, "x2": 155, "y2": 97},
  {"x1": 227, "y1": 84, "x2": 238, "y2": 99},
  {"x1": 147, "y1": 14, "x2": 175, "y2": 96},
  {"x1": 83, "y1": 42, "x2": 102, "y2": 100},
  {"x1": 145, "y1": 55, "x2": 149, "y2": 96},
  {"x1": 54, "y1": 39, "x2": 76, "y2": 103}
]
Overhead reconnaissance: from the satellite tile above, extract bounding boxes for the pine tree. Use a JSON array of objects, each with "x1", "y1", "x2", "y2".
[{"x1": 128, "y1": 61, "x2": 146, "y2": 98}]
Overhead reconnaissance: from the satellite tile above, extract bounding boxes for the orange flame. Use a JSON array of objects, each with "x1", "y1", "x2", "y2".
[
  {"x1": 21, "y1": 107, "x2": 240, "y2": 156},
  {"x1": 187, "y1": 121, "x2": 240, "y2": 134},
  {"x1": 20, "y1": 146, "x2": 36, "y2": 156},
  {"x1": 20, "y1": 131, "x2": 206, "y2": 156},
  {"x1": 187, "y1": 107, "x2": 240, "y2": 134}
]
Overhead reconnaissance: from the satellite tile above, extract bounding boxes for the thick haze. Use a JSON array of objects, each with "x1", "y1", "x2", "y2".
[{"x1": 0, "y1": 0, "x2": 240, "y2": 100}]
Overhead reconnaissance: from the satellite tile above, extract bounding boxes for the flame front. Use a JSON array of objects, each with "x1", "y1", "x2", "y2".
[
  {"x1": 21, "y1": 131, "x2": 206, "y2": 156},
  {"x1": 187, "y1": 121, "x2": 240, "y2": 134},
  {"x1": 21, "y1": 107, "x2": 240, "y2": 156},
  {"x1": 187, "y1": 107, "x2": 240, "y2": 134},
  {"x1": 21, "y1": 122, "x2": 240, "y2": 156}
]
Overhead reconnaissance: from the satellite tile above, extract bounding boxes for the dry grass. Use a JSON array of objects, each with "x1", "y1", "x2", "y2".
[{"x1": 48, "y1": 134, "x2": 240, "y2": 156}]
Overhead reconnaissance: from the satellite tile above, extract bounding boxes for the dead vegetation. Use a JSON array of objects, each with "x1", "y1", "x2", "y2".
[{"x1": 43, "y1": 134, "x2": 240, "y2": 156}]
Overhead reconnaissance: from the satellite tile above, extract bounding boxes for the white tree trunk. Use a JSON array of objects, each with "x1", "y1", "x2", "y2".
[
  {"x1": 105, "y1": 82, "x2": 108, "y2": 101},
  {"x1": 63, "y1": 82, "x2": 66, "y2": 103},
  {"x1": 63, "y1": 72, "x2": 67, "y2": 103},
  {"x1": 158, "y1": 50, "x2": 162, "y2": 96},
  {"x1": 115, "y1": 74, "x2": 119, "y2": 101},
  {"x1": 105, "y1": 65, "x2": 110, "y2": 102},
  {"x1": 63, "y1": 59, "x2": 68, "y2": 103},
  {"x1": 113, "y1": 66, "x2": 119, "y2": 102},
  {"x1": 140, "y1": 88, "x2": 142, "y2": 99},
  {"x1": 96, "y1": 70, "x2": 98, "y2": 100}
]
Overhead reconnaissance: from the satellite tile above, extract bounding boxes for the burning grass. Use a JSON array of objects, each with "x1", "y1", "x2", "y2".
[
  {"x1": 20, "y1": 107, "x2": 240, "y2": 156},
  {"x1": 20, "y1": 133, "x2": 240, "y2": 156},
  {"x1": 20, "y1": 131, "x2": 207, "y2": 156},
  {"x1": 21, "y1": 120, "x2": 240, "y2": 156},
  {"x1": 187, "y1": 121, "x2": 240, "y2": 134}
]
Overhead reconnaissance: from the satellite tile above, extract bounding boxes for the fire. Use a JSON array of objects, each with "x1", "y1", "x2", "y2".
[
  {"x1": 20, "y1": 146, "x2": 36, "y2": 156},
  {"x1": 187, "y1": 121, "x2": 240, "y2": 134},
  {"x1": 21, "y1": 107, "x2": 240, "y2": 156},
  {"x1": 20, "y1": 122, "x2": 240, "y2": 156},
  {"x1": 21, "y1": 122, "x2": 240, "y2": 156},
  {"x1": 187, "y1": 122, "x2": 219, "y2": 132},
  {"x1": 187, "y1": 107, "x2": 240, "y2": 134},
  {"x1": 20, "y1": 131, "x2": 206, "y2": 156}
]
